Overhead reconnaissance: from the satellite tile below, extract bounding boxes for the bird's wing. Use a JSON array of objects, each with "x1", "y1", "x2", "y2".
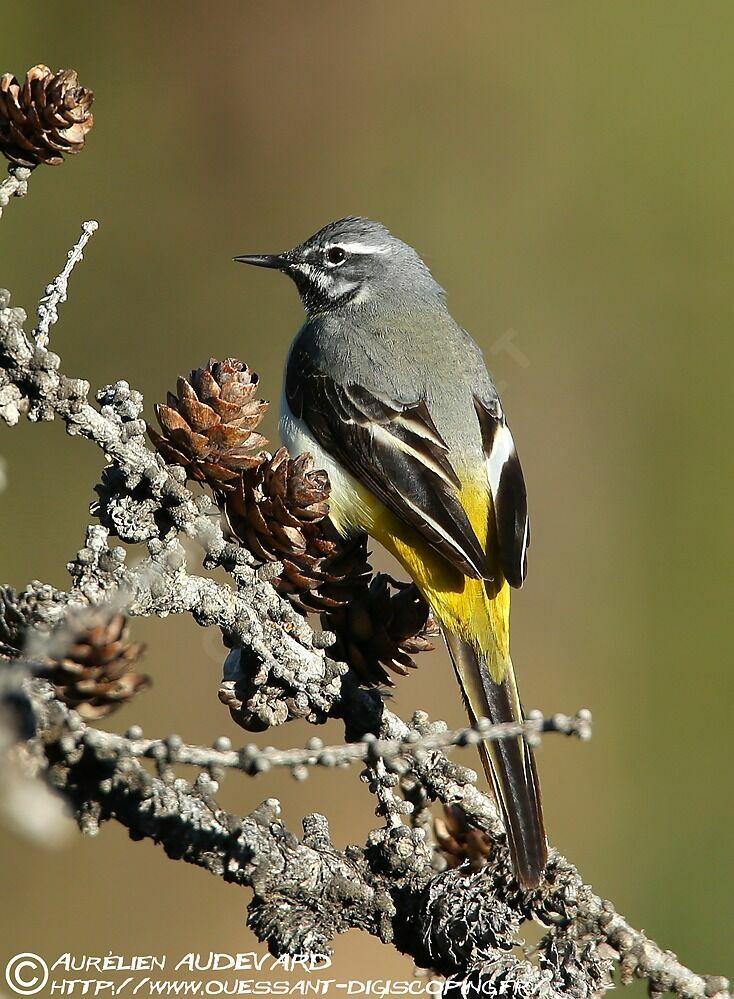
[
  {"x1": 286, "y1": 347, "x2": 493, "y2": 580},
  {"x1": 473, "y1": 395, "x2": 529, "y2": 588}
]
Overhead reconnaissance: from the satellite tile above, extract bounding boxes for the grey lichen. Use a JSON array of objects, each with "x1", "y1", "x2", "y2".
[{"x1": 0, "y1": 190, "x2": 730, "y2": 999}]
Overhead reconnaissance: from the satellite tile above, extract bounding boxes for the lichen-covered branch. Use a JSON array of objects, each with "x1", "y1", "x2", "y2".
[
  {"x1": 0, "y1": 277, "x2": 348, "y2": 727},
  {"x1": 0, "y1": 165, "x2": 31, "y2": 218},
  {"x1": 2, "y1": 665, "x2": 727, "y2": 999},
  {"x1": 33, "y1": 219, "x2": 99, "y2": 347},
  {"x1": 0, "y1": 167, "x2": 730, "y2": 999}
]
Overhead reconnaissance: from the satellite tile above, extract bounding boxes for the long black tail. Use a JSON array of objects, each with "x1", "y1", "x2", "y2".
[{"x1": 444, "y1": 631, "x2": 547, "y2": 888}]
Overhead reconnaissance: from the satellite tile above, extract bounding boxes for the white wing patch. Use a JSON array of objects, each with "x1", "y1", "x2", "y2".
[
  {"x1": 486, "y1": 421, "x2": 516, "y2": 500},
  {"x1": 474, "y1": 395, "x2": 530, "y2": 588},
  {"x1": 486, "y1": 422, "x2": 530, "y2": 566}
]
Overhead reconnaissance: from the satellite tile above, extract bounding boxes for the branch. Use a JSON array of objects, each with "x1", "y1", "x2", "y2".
[
  {"x1": 21, "y1": 672, "x2": 592, "y2": 777},
  {"x1": 3, "y1": 665, "x2": 728, "y2": 999},
  {"x1": 0, "y1": 189, "x2": 729, "y2": 999},
  {"x1": 0, "y1": 275, "x2": 347, "y2": 726},
  {"x1": 0, "y1": 165, "x2": 31, "y2": 219},
  {"x1": 32, "y1": 219, "x2": 98, "y2": 347}
]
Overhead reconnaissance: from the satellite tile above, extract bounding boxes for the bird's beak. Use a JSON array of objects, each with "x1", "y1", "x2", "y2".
[{"x1": 233, "y1": 253, "x2": 287, "y2": 270}]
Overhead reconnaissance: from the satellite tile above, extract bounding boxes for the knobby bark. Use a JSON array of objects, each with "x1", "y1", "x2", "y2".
[{"x1": 0, "y1": 180, "x2": 729, "y2": 999}]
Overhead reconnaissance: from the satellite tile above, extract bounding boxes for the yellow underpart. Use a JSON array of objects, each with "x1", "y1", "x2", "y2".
[{"x1": 330, "y1": 473, "x2": 511, "y2": 683}]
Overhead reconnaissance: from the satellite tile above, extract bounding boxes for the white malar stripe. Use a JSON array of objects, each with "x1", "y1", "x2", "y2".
[
  {"x1": 279, "y1": 398, "x2": 375, "y2": 535},
  {"x1": 290, "y1": 262, "x2": 330, "y2": 294},
  {"x1": 487, "y1": 422, "x2": 515, "y2": 499}
]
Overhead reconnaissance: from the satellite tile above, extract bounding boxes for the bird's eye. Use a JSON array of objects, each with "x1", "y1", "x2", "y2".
[{"x1": 326, "y1": 246, "x2": 346, "y2": 265}]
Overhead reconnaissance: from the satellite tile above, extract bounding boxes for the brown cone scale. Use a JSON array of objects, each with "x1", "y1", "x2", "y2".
[
  {"x1": 148, "y1": 358, "x2": 268, "y2": 493},
  {"x1": 150, "y1": 357, "x2": 437, "y2": 690},
  {"x1": 434, "y1": 803, "x2": 492, "y2": 872},
  {"x1": 223, "y1": 448, "x2": 347, "y2": 613},
  {"x1": 0, "y1": 65, "x2": 94, "y2": 167},
  {"x1": 322, "y1": 573, "x2": 437, "y2": 687},
  {"x1": 44, "y1": 614, "x2": 150, "y2": 720}
]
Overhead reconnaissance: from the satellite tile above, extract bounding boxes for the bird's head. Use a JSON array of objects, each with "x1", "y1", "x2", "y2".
[{"x1": 235, "y1": 216, "x2": 442, "y2": 314}]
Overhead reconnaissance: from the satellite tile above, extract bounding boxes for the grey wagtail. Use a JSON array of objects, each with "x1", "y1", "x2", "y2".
[{"x1": 235, "y1": 217, "x2": 547, "y2": 887}]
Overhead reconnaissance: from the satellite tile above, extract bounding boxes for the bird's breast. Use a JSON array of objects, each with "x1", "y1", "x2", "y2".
[{"x1": 279, "y1": 397, "x2": 375, "y2": 537}]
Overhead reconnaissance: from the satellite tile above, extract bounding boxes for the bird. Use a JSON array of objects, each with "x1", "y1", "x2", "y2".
[{"x1": 234, "y1": 217, "x2": 547, "y2": 888}]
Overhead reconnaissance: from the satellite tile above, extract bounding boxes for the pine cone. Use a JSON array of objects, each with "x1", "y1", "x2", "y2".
[
  {"x1": 148, "y1": 358, "x2": 268, "y2": 493},
  {"x1": 323, "y1": 573, "x2": 437, "y2": 686},
  {"x1": 0, "y1": 65, "x2": 93, "y2": 167},
  {"x1": 44, "y1": 614, "x2": 150, "y2": 720},
  {"x1": 221, "y1": 440, "x2": 436, "y2": 681},
  {"x1": 434, "y1": 803, "x2": 492, "y2": 872},
  {"x1": 150, "y1": 356, "x2": 438, "y2": 688},
  {"x1": 223, "y1": 448, "x2": 358, "y2": 612}
]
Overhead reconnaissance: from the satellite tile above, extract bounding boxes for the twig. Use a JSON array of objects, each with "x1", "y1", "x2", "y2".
[
  {"x1": 0, "y1": 216, "x2": 729, "y2": 999},
  {"x1": 0, "y1": 166, "x2": 31, "y2": 219},
  {"x1": 74, "y1": 709, "x2": 591, "y2": 777},
  {"x1": 32, "y1": 220, "x2": 99, "y2": 347},
  {"x1": 3, "y1": 669, "x2": 729, "y2": 999}
]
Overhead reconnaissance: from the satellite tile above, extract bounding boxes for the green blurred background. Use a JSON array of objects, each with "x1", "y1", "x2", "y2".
[{"x1": 1, "y1": 1, "x2": 732, "y2": 991}]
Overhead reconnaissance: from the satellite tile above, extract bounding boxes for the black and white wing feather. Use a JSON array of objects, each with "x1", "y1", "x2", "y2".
[
  {"x1": 286, "y1": 347, "x2": 492, "y2": 580},
  {"x1": 473, "y1": 395, "x2": 529, "y2": 588}
]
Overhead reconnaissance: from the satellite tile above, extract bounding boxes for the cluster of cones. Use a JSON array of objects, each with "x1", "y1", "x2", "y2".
[
  {"x1": 148, "y1": 358, "x2": 437, "y2": 689},
  {"x1": 147, "y1": 361, "x2": 465, "y2": 868},
  {"x1": 0, "y1": 65, "x2": 93, "y2": 168},
  {"x1": 0, "y1": 65, "x2": 491, "y2": 877},
  {"x1": 0, "y1": 64, "x2": 141, "y2": 723}
]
